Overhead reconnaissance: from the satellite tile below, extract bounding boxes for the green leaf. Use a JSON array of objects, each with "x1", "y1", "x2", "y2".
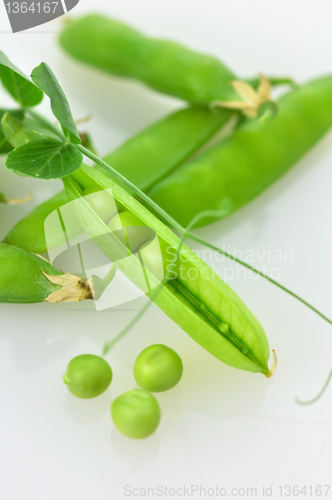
[
  {"x1": 5, "y1": 139, "x2": 83, "y2": 179},
  {"x1": 31, "y1": 63, "x2": 81, "y2": 144},
  {"x1": 1, "y1": 112, "x2": 59, "y2": 148},
  {"x1": 0, "y1": 52, "x2": 43, "y2": 107}
]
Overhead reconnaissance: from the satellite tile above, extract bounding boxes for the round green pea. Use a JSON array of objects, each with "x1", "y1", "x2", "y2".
[
  {"x1": 63, "y1": 354, "x2": 113, "y2": 399},
  {"x1": 82, "y1": 184, "x2": 117, "y2": 223},
  {"x1": 111, "y1": 389, "x2": 161, "y2": 439},
  {"x1": 134, "y1": 344, "x2": 183, "y2": 392}
]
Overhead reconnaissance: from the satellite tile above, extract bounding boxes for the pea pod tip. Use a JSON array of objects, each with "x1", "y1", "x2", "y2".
[{"x1": 266, "y1": 349, "x2": 277, "y2": 378}]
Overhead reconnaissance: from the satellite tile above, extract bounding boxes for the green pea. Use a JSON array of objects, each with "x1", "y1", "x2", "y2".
[
  {"x1": 107, "y1": 211, "x2": 154, "y2": 253},
  {"x1": 111, "y1": 389, "x2": 161, "y2": 439},
  {"x1": 134, "y1": 344, "x2": 183, "y2": 392},
  {"x1": 82, "y1": 184, "x2": 118, "y2": 223},
  {"x1": 63, "y1": 354, "x2": 113, "y2": 399}
]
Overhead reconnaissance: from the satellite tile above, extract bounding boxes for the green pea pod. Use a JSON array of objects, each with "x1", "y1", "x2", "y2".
[
  {"x1": 59, "y1": 15, "x2": 293, "y2": 105},
  {"x1": 4, "y1": 105, "x2": 231, "y2": 253},
  {"x1": 101, "y1": 105, "x2": 232, "y2": 192},
  {"x1": 3, "y1": 190, "x2": 69, "y2": 253},
  {"x1": 147, "y1": 75, "x2": 332, "y2": 227},
  {"x1": 63, "y1": 164, "x2": 272, "y2": 377},
  {"x1": 0, "y1": 243, "x2": 95, "y2": 304},
  {"x1": 59, "y1": 14, "x2": 237, "y2": 104}
]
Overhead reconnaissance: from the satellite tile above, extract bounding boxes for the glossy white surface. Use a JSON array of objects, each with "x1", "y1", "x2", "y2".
[{"x1": 1, "y1": 1, "x2": 332, "y2": 499}]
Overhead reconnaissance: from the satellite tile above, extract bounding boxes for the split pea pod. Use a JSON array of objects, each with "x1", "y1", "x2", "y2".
[
  {"x1": 63, "y1": 164, "x2": 272, "y2": 377},
  {"x1": 4, "y1": 105, "x2": 231, "y2": 253},
  {"x1": 147, "y1": 75, "x2": 332, "y2": 227}
]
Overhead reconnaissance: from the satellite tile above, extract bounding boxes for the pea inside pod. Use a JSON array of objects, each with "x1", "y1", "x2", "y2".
[
  {"x1": 4, "y1": 106, "x2": 230, "y2": 254},
  {"x1": 111, "y1": 389, "x2": 161, "y2": 439},
  {"x1": 64, "y1": 165, "x2": 272, "y2": 377},
  {"x1": 82, "y1": 184, "x2": 118, "y2": 223},
  {"x1": 137, "y1": 236, "x2": 166, "y2": 283},
  {"x1": 107, "y1": 211, "x2": 154, "y2": 253}
]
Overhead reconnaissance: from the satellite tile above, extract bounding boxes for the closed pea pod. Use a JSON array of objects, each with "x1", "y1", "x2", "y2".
[
  {"x1": 0, "y1": 243, "x2": 62, "y2": 303},
  {"x1": 0, "y1": 243, "x2": 96, "y2": 304},
  {"x1": 59, "y1": 15, "x2": 290, "y2": 105},
  {"x1": 61, "y1": 18, "x2": 332, "y2": 230},
  {"x1": 4, "y1": 106, "x2": 231, "y2": 253},
  {"x1": 59, "y1": 14, "x2": 237, "y2": 104},
  {"x1": 111, "y1": 389, "x2": 161, "y2": 439},
  {"x1": 147, "y1": 75, "x2": 332, "y2": 227},
  {"x1": 100, "y1": 105, "x2": 232, "y2": 192},
  {"x1": 3, "y1": 189, "x2": 69, "y2": 253}
]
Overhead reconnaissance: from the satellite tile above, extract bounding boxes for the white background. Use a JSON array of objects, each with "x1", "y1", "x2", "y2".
[{"x1": 1, "y1": 1, "x2": 332, "y2": 499}]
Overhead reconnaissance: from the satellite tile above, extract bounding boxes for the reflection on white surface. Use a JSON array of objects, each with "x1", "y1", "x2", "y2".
[
  {"x1": 1, "y1": 0, "x2": 332, "y2": 498},
  {"x1": 63, "y1": 389, "x2": 112, "y2": 425}
]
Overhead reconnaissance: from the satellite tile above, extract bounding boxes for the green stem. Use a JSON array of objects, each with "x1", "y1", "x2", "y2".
[{"x1": 295, "y1": 368, "x2": 332, "y2": 405}]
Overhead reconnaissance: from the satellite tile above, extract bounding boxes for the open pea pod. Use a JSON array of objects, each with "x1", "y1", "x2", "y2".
[{"x1": 63, "y1": 164, "x2": 272, "y2": 376}]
